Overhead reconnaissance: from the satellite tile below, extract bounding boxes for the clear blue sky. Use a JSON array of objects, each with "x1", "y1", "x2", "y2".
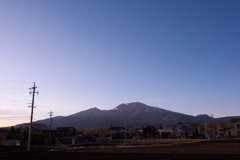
[{"x1": 0, "y1": 0, "x2": 240, "y2": 127}]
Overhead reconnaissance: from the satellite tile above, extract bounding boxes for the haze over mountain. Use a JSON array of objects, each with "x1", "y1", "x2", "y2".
[{"x1": 18, "y1": 102, "x2": 239, "y2": 129}]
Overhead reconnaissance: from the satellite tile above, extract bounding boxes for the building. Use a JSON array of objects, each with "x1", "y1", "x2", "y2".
[
  {"x1": 0, "y1": 128, "x2": 7, "y2": 146},
  {"x1": 173, "y1": 122, "x2": 191, "y2": 138},
  {"x1": 143, "y1": 126, "x2": 158, "y2": 138},
  {"x1": 57, "y1": 132, "x2": 85, "y2": 145},
  {"x1": 128, "y1": 127, "x2": 143, "y2": 139},
  {"x1": 158, "y1": 128, "x2": 173, "y2": 139},
  {"x1": 37, "y1": 126, "x2": 78, "y2": 145},
  {"x1": 108, "y1": 127, "x2": 125, "y2": 139},
  {"x1": 182, "y1": 126, "x2": 198, "y2": 139},
  {"x1": 56, "y1": 127, "x2": 77, "y2": 137},
  {"x1": 108, "y1": 127, "x2": 125, "y2": 132},
  {"x1": 228, "y1": 119, "x2": 240, "y2": 137}
]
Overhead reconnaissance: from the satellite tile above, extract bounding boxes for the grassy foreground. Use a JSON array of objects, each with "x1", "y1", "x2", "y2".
[{"x1": 1, "y1": 139, "x2": 240, "y2": 160}]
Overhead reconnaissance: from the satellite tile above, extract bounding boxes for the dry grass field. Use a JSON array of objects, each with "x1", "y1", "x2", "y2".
[{"x1": 1, "y1": 139, "x2": 240, "y2": 160}]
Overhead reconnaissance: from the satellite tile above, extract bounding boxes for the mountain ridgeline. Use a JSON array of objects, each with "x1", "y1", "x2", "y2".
[{"x1": 29, "y1": 102, "x2": 238, "y2": 129}]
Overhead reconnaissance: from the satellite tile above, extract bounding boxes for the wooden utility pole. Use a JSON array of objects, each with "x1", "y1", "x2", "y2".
[
  {"x1": 110, "y1": 121, "x2": 112, "y2": 140},
  {"x1": 211, "y1": 114, "x2": 215, "y2": 138},
  {"x1": 164, "y1": 118, "x2": 166, "y2": 132},
  {"x1": 205, "y1": 120, "x2": 208, "y2": 133},
  {"x1": 48, "y1": 110, "x2": 54, "y2": 145},
  {"x1": 27, "y1": 82, "x2": 38, "y2": 151},
  {"x1": 125, "y1": 120, "x2": 127, "y2": 141}
]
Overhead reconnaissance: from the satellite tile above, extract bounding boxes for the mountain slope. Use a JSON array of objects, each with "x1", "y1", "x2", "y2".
[{"x1": 20, "y1": 102, "x2": 239, "y2": 129}]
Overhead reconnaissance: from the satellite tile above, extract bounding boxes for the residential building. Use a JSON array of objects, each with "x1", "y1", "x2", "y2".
[
  {"x1": 108, "y1": 127, "x2": 125, "y2": 139},
  {"x1": 143, "y1": 126, "x2": 158, "y2": 138},
  {"x1": 158, "y1": 128, "x2": 173, "y2": 139},
  {"x1": 173, "y1": 122, "x2": 191, "y2": 138},
  {"x1": 182, "y1": 126, "x2": 198, "y2": 139},
  {"x1": 0, "y1": 128, "x2": 7, "y2": 146},
  {"x1": 228, "y1": 119, "x2": 240, "y2": 137},
  {"x1": 57, "y1": 132, "x2": 85, "y2": 145},
  {"x1": 56, "y1": 127, "x2": 77, "y2": 137},
  {"x1": 128, "y1": 127, "x2": 143, "y2": 139}
]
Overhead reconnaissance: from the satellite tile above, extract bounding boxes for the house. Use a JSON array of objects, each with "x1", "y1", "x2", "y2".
[
  {"x1": 218, "y1": 128, "x2": 228, "y2": 138},
  {"x1": 158, "y1": 128, "x2": 173, "y2": 139},
  {"x1": 0, "y1": 128, "x2": 7, "y2": 146},
  {"x1": 128, "y1": 127, "x2": 143, "y2": 139},
  {"x1": 228, "y1": 119, "x2": 240, "y2": 137},
  {"x1": 173, "y1": 122, "x2": 191, "y2": 138},
  {"x1": 143, "y1": 126, "x2": 158, "y2": 138},
  {"x1": 56, "y1": 127, "x2": 77, "y2": 137},
  {"x1": 37, "y1": 125, "x2": 57, "y2": 137},
  {"x1": 191, "y1": 124, "x2": 201, "y2": 133},
  {"x1": 182, "y1": 126, "x2": 198, "y2": 139},
  {"x1": 5, "y1": 139, "x2": 17, "y2": 146},
  {"x1": 108, "y1": 127, "x2": 125, "y2": 139},
  {"x1": 37, "y1": 126, "x2": 77, "y2": 138},
  {"x1": 57, "y1": 132, "x2": 85, "y2": 145},
  {"x1": 108, "y1": 127, "x2": 125, "y2": 133},
  {"x1": 37, "y1": 126, "x2": 78, "y2": 145}
]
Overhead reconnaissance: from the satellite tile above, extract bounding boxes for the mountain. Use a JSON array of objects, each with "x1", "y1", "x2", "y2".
[{"x1": 17, "y1": 102, "x2": 240, "y2": 129}]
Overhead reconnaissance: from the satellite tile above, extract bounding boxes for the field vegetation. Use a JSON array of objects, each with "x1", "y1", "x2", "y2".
[{"x1": 1, "y1": 139, "x2": 240, "y2": 160}]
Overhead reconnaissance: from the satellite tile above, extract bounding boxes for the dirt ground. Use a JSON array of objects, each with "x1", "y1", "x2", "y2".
[{"x1": 1, "y1": 139, "x2": 240, "y2": 160}]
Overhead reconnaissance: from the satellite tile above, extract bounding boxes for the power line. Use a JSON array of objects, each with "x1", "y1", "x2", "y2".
[
  {"x1": 36, "y1": 94, "x2": 49, "y2": 112},
  {"x1": 0, "y1": 100, "x2": 30, "y2": 102},
  {"x1": 0, "y1": 100, "x2": 31, "y2": 105},
  {"x1": 0, "y1": 80, "x2": 31, "y2": 83},
  {"x1": 0, "y1": 116, "x2": 29, "y2": 120},
  {"x1": 0, "y1": 87, "x2": 29, "y2": 89},
  {"x1": 0, "y1": 116, "x2": 29, "y2": 121},
  {"x1": 0, "y1": 116, "x2": 29, "y2": 118},
  {"x1": 36, "y1": 107, "x2": 48, "y2": 118}
]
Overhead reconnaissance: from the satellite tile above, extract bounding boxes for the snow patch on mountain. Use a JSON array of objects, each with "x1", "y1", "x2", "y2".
[
  {"x1": 111, "y1": 107, "x2": 118, "y2": 110},
  {"x1": 145, "y1": 107, "x2": 151, "y2": 112}
]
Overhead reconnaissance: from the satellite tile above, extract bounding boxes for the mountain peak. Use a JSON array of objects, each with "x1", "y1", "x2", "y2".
[
  {"x1": 126, "y1": 101, "x2": 145, "y2": 105},
  {"x1": 88, "y1": 107, "x2": 100, "y2": 111},
  {"x1": 111, "y1": 102, "x2": 167, "y2": 113},
  {"x1": 196, "y1": 114, "x2": 212, "y2": 120},
  {"x1": 112, "y1": 102, "x2": 146, "y2": 110}
]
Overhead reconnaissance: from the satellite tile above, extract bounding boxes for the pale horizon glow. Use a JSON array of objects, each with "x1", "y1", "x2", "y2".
[{"x1": 0, "y1": 0, "x2": 240, "y2": 127}]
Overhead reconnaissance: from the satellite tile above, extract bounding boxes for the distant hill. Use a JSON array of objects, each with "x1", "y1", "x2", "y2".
[{"x1": 16, "y1": 102, "x2": 239, "y2": 129}]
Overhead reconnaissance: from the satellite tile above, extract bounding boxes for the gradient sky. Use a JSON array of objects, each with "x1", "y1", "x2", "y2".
[{"x1": 0, "y1": 0, "x2": 240, "y2": 127}]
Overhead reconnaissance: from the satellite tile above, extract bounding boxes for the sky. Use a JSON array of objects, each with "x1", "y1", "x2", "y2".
[{"x1": 0, "y1": 0, "x2": 240, "y2": 127}]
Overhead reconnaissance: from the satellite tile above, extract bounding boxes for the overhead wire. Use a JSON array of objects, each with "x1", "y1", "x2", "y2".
[
  {"x1": 36, "y1": 94, "x2": 49, "y2": 112},
  {"x1": 0, "y1": 116, "x2": 30, "y2": 120},
  {"x1": 0, "y1": 100, "x2": 31, "y2": 105},
  {"x1": 0, "y1": 100, "x2": 30, "y2": 102},
  {"x1": 0, "y1": 80, "x2": 31, "y2": 84},
  {"x1": 36, "y1": 107, "x2": 48, "y2": 118},
  {"x1": 0, "y1": 87, "x2": 29, "y2": 89},
  {"x1": 0, "y1": 84, "x2": 52, "y2": 124}
]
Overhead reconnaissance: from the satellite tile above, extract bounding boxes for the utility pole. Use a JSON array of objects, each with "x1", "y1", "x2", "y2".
[
  {"x1": 27, "y1": 82, "x2": 38, "y2": 151},
  {"x1": 205, "y1": 120, "x2": 208, "y2": 133},
  {"x1": 110, "y1": 121, "x2": 112, "y2": 140},
  {"x1": 211, "y1": 114, "x2": 215, "y2": 138},
  {"x1": 125, "y1": 120, "x2": 127, "y2": 141},
  {"x1": 48, "y1": 110, "x2": 54, "y2": 145},
  {"x1": 164, "y1": 118, "x2": 166, "y2": 132}
]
